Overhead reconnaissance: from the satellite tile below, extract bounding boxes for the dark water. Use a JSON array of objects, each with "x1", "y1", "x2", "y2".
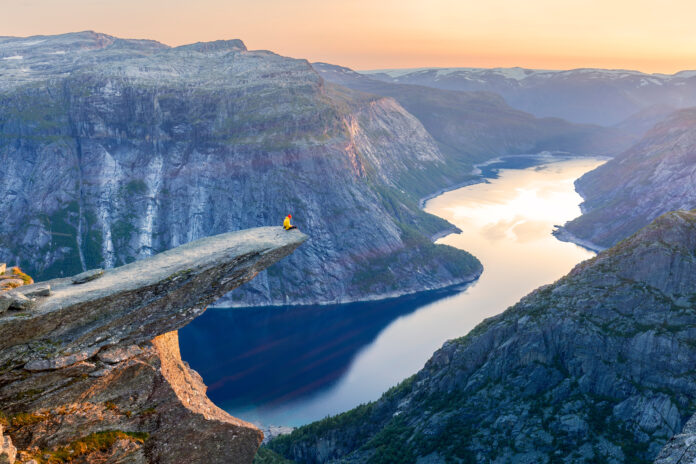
[
  {"x1": 180, "y1": 155, "x2": 604, "y2": 427},
  {"x1": 179, "y1": 288, "x2": 461, "y2": 425}
]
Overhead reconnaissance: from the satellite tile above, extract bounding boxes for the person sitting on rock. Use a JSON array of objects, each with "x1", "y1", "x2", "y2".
[{"x1": 283, "y1": 214, "x2": 297, "y2": 230}]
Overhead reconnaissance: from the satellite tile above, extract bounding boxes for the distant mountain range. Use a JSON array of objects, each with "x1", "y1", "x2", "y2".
[
  {"x1": 314, "y1": 62, "x2": 632, "y2": 165},
  {"x1": 362, "y1": 67, "x2": 696, "y2": 126}
]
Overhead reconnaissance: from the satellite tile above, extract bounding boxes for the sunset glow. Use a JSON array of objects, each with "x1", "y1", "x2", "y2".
[{"x1": 2, "y1": 0, "x2": 695, "y2": 73}]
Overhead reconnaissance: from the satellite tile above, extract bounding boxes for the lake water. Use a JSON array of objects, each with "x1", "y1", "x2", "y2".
[{"x1": 179, "y1": 155, "x2": 605, "y2": 427}]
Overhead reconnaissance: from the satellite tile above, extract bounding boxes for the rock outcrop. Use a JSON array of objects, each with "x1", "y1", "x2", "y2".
[
  {"x1": 0, "y1": 267, "x2": 33, "y2": 294},
  {"x1": 0, "y1": 31, "x2": 481, "y2": 307},
  {"x1": 654, "y1": 414, "x2": 696, "y2": 464},
  {"x1": 267, "y1": 211, "x2": 696, "y2": 464},
  {"x1": 560, "y1": 108, "x2": 696, "y2": 249},
  {"x1": 0, "y1": 226, "x2": 306, "y2": 463}
]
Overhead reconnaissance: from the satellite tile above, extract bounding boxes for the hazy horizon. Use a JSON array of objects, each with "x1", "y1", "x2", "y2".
[{"x1": 2, "y1": 0, "x2": 695, "y2": 74}]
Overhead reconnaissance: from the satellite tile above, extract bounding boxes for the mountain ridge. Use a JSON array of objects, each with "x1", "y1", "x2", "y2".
[
  {"x1": 360, "y1": 66, "x2": 696, "y2": 126},
  {"x1": 267, "y1": 210, "x2": 696, "y2": 464},
  {"x1": 559, "y1": 107, "x2": 696, "y2": 249}
]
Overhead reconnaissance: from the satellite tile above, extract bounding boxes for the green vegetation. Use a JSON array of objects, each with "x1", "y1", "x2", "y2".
[
  {"x1": 10, "y1": 412, "x2": 46, "y2": 428},
  {"x1": 254, "y1": 447, "x2": 297, "y2": 464},
  {"x1": 29, "y1": 430, "x2": 149, "y2": 463},
  {"x1": 363, "y1": 416, "x2": 415, "y2": 464}
]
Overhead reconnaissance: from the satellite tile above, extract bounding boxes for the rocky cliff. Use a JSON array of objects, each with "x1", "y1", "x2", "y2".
[
  {"x1": 560, "y1": 108, "x2": 696, "y2": 249},
  {"x1": 0, "y1": 31, "x2": 482, "y2": 307},
  {"x1": 267, "y1": 210, "x2": 696, "y2": 464},
  {"x1": 0, "y1": 226, "x2": 306, "y2": 463}
]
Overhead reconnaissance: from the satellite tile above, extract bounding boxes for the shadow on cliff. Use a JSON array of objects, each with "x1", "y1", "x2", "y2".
[{"x1": 179, "y1": 288, "x2": 460, "y2": 421}]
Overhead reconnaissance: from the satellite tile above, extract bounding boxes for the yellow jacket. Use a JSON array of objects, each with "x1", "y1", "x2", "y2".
[{"x1": 284, "y1": 216, "x2": 292, "y2": 230}]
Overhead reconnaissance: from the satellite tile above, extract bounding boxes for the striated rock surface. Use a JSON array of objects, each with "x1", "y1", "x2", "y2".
[
  {"x1": 267, "y1": 211, "x2": 696, "y2": 464},
  {"x1": 654, "y1": 414, "x2": 696, "y2": 464},
  {"x1": 0, "y1": 31, "x2": 481, "y2": 307},
  {"x1": 560, "y1": 108, "x2": 696, "y2": 249},
  {"x1": 0, "y1": 226, "x2": 306, "y2": 463}
]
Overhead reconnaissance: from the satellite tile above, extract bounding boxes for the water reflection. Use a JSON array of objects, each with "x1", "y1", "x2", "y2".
[
  {"x1": 179, "y1": 155, "x2": 605, "y2": 426},
  {"x1": 179, "y1": 287, "x2": 462, "y2": 424}
]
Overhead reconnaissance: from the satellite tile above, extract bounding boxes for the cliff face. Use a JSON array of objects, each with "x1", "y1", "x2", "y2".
[
  {"x1": 560, "y1": 108, "x2": 696, "y2": 249},
  {"x1": 0, "y1": 31, "x2": 481, "y2": 307},
  {"x1": 0, "y1": 226, "x2": 306, "y2": 464},
  {"x1": 268, "y1": 211, "x2": 696, "y2": 464}
]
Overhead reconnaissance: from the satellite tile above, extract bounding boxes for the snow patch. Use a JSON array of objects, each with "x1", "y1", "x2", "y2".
[{"x1": 361, "y1": 68, "x2": 435, "y2": 78}]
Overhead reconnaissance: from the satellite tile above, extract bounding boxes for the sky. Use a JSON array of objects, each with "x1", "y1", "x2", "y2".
[{"x1": 1, "y1": 0, "x2": 695, "y2": 73}]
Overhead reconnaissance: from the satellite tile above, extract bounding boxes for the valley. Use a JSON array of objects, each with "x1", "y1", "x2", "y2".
[{"x1": 180, "y1": 155, "x2": 603, "y2": 427}]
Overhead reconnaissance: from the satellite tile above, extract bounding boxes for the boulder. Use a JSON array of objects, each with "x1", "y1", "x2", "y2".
[
  {"x1": 18, "y1": 284, "x2": 50, "y2": 298},
  {"x1": 71, "y1": 268, "x2": 104, "y2": 284},
  {"x1": 5, "y1": 292, "x2": 35, "y2": 311}
]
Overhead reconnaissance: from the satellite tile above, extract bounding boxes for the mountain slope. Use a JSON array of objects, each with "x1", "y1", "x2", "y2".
[
  {"x1": 267, "y1": 210, "x2": 696, "y2": 464},
  {"x1": 0, "y1": 31, "x2": 481, "y2": 306},
  {"x1": 314, "y1": 63, "x2": 631, "y2": 164},
  {"x1": 560, "y1": 108, "x2": 696, "y2": 249},
  {"x1": 362, "y1": 67, "x2": 696, "y2": 126}
]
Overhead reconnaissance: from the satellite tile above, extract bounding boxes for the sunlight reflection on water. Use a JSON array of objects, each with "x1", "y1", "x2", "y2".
[{"x1": 180, "y1": 155, "x2": 606, "y2": 427}]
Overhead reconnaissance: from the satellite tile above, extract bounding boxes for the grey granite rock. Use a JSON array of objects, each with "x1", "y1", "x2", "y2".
[
  {"x1": 71, "y1": 269, "x2": 104, "y2": 284},
  {"x1": 4, "y1": 292, "x2": 34, "y2": 311},
  {"x1": 559, "y1": 108, "x2": 696, "y2": 250},
  {"x1": 654, "y1": 414, "x2": 696, "y2": 464},
  {"x1": 0, "y1": 226, "x2": 306, "y2": 463},
  {"x1": 18, "y1": 284, "x2": 50, "y2": 298}
]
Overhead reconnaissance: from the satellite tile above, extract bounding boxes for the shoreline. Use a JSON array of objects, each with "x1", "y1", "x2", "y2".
[
  {"x1": 212, "y1": 268, "x2": 482, "y2": 309},
  {"x1": 552, "y1": 226, "x2": 606, "y2": 253},
  {"x1": 209, "y1": 152, "x2": 607, "y2": 433},
  {"x1": 214, "y1": 152, "x2": 604, "y2": 310}
]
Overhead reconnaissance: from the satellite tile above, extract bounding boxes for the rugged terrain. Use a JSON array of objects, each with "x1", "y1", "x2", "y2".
[
  {"x1": 266, "y1": 210, "x2": 696, "y2": 464},
  {"x1": 313, "y1": 62, "x2": 631, "y2": 163},
  {"x1": 0, "y1": 226, "x2": 306, "y2": 463},
  {"x1": 1, "y1": 32, "x2": 638, "y2": 308},
  {"x1": 363, "y1": 67, "x2": 696, "y2": 126},
  {"x1": 560, "y1": 108, "x2": 696, "y2": 249},
  {"x1": 0, "y1": 31, "x2": 486, "y2": 307}
]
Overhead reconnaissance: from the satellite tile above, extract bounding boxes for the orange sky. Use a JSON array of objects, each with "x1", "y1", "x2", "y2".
[{"x1": 2, "y1": 0, "x2": 695, "y2": 73}]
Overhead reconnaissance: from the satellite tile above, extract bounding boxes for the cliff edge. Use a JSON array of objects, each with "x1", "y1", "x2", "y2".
[{"x1": 0, "y1": 226, "x2": 307, "y2": 463}]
